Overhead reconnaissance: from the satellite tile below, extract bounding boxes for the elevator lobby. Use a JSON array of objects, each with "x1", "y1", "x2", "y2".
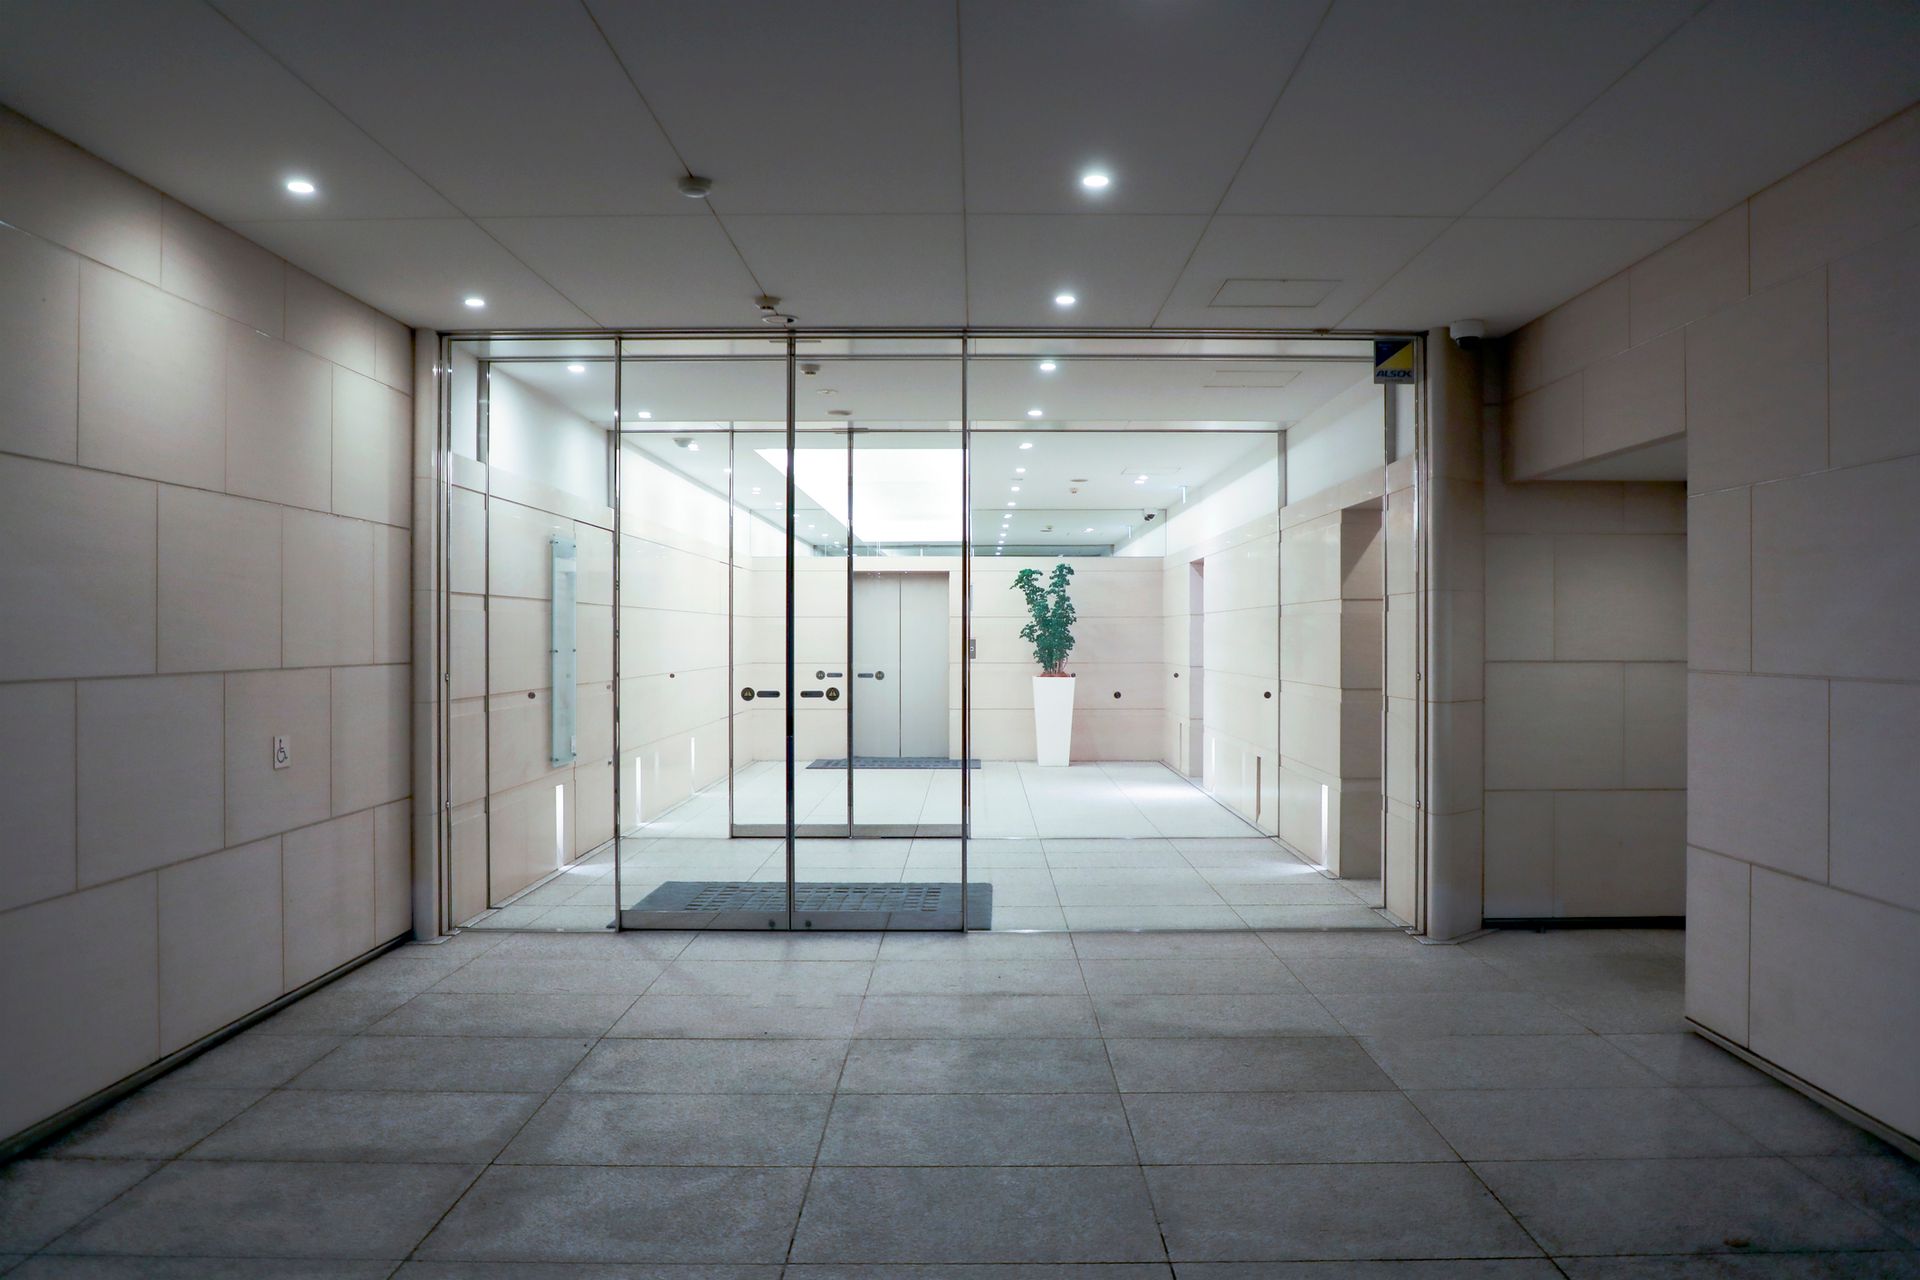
[{"x1": 1, "y1": 1, "x2": 1917, "y2": 1274}]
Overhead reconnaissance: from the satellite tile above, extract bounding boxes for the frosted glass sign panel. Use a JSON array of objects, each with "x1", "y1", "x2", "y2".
[{"x1": 550, "y1": 535, "x2": 577, "y2": 767}]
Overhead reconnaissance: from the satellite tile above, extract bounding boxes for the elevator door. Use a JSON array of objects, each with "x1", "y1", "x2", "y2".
[{"x1": 852, "y1": 573, "x2": 949, "y2": 758}]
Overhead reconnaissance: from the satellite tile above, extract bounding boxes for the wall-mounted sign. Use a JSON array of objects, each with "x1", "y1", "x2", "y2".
[{"x1": 1373, "y1": 338, "x2": 1416, "y2": 383}]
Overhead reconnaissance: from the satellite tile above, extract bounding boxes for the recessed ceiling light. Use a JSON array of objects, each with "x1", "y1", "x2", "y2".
[
  {"x1": 1135, "y1": 475, "x2": 1148, "y2": 484},
  {"x1": 1084, "y1": 527, "x2": 1094, "y2": 533},
  {"x1": 566, "y1": 364, "x2": 585, "y2": 374},
  {"x1": 686, "y1": 442, "x2": 699, "y2": 452},
  {"x1": 1080, "y1": 171, "x2": 1111, "y2": 191},
  {"x1": 463, "y1": 296, "x2": 485, "y2": 309},
  {"x1": 634, "y1": 410, "x2": 652, "y2": 419},
  {"x1": 1011, "y1": 485, "x2": 1021, "y2": 492},
  {"x1": 1038, "y1": 360, "x2": 1057, "y2": 373},
  {"x1": 285, "y1": 178, "x2": 316, "y2": 196},
  {"x1": 1006, "y1": 501, "x2": 1016, "y2": 507},
  {"x1": 1026, "y1": 408, "x2": 1043, "y2": 418},
  {"x1": 1053, "y1": 293, "x2": 1076, "y2": 308},
  {"x1": 1015, "y1": 467, "x2": 1026, "y2": 474},
  {"x1": 1019, "y1": 441, "x2": 1034, "y2": 450},
  {"x1": 751, "y1": 487, "x2": 762, "y2": 495}
]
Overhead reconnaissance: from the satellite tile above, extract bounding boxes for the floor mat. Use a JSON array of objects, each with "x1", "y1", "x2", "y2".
[
  {"x1": 806, "y1": 757, "x2": 981, "y2": 769},
  {"x1": 622, "y1": 880, "x2": 992, "y2": 930}
]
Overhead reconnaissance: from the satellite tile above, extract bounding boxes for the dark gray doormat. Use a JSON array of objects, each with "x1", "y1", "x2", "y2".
[
  {"x1": 622, "y1": 880, "x2": 991, "y2": 930},
  {"x1": 806, "y1": 757, "x2": 981, "y2": 769}
]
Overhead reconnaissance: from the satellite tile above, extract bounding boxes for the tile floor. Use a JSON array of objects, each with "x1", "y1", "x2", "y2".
[
  {"x1": 4, "y1": 926, "x2": 1917, "y2": 1275},
  {"x1": 469, "y1": 761, "x2": 1386, "y2": 932},
  {"x1": 473, "y1": 835, "x2": 1387, "y2": 932}
]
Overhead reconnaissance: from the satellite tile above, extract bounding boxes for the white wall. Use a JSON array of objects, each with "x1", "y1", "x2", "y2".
[
  {"x1": 0, "y1": 109, "x2": 413, "y2": 1144},
  {"x1": 1482, "y1": 402, "x2": 1688, "y2": 918},
  {"x1": 1499, "y1": 102, "x2": 1920, "y2": 1142}
]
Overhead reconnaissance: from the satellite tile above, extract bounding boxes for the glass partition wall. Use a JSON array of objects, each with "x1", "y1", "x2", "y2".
[{"x1": 436, "y1": 333, "x2": 1420, "y2": 933}]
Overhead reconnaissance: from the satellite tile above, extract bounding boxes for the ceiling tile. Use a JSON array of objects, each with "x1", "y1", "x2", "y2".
[
  {"x1": 212, "y1": 0, "x2": 694, "y2": 217},
  {"x1": 1154, "y1": 215, "x2": 1451, "y2": 329},
  {"x1": 722, "y1": 216, "x2": 965, "y2": 326},
  {"x1": 1224, "y1": 0, "x2": 1699, "y2": 216},
  {"x1": 1474, "y1": 0, "x2": 1920, "y2": 219},
  {"x1": 478, "y1": 216, "x2": 761, "y2": 328},
  {"x1": 0, "y1": 0, "x2": 456, "y2": 222},
  {"x1": 966, "y1": 216, "x2": 1209, "y2": 326},
  {"x1": 1340, "y1": 217, "x2": 1699, "y2": 335},
  {"x1": 585, "y1": 0, "x2": 963, "y2": 214},
  {"x1": 959, "y1": 0, "x2": 1324, "y2": 214},
  {"x1": 229, "y1": 219, "x2": 595, "y2": 329}
]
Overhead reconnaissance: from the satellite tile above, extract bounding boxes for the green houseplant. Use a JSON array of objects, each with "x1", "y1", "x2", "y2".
[{"x1": 1013, "y1": 563, "x2": 1078, "y2": 764}]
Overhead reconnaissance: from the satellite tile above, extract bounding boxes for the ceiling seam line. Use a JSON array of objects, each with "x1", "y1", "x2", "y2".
[
  {"x1": 1329, "y1": 0, "x2": 1716, "y2": 330},
  {"x1": 1147, "y1": 0, "x2": 1337, "y2": 328},
  {"x1": 576, "y1": 0, "x2": 771, "y2": 305},
  {"x1": 200, "y1": 0, "x2": 604, "y2": 326}
]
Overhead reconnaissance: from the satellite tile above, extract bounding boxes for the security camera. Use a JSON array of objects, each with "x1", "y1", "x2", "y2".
[
  {"x1": 1449, "y1": 318, "x2": 1488, "y2": 348},
  {"x1": 800, "y1": 362, "x2": 821, "y2": 376},
  {"x1": 1142, "y1": 511, "x2": 1157, "y2": 522}
]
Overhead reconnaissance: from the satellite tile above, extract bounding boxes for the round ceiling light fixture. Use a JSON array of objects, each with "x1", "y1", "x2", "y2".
[
  {"x1": 566, "y1": 364, "x2": 586, "y2": 374},
  {"x1": 285, "y1": 178, "x2": 316, "y2": 196},
  {"x1": 1038, "y1": 360, "x2": 1057, "y2": 372},
  {"x1": 1053, "y1": 292, "x2": 1077, "y2": 308},
  {"x1": 1018, "y1": 441, "x2": 1034, "y2": 450},
  {"x1": 1026, "y1": 408, "x2": 1043, "y2": 418},
  {"x1": 1080, "y1": 171, "x2": 1111, "y2": 191},
  {"x1": 677, "y1": 174, "x2": 714, "y2": 199},
  {"x1": 463, "y1": 295, "x2": 486, "y2": 309}
]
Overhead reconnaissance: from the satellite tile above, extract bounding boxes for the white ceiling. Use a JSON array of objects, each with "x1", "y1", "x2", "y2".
[
  {"x1": 3, "y1": 0, "x2": 1915, "y2": 334},
  {"x1": 621, "y1": 418, "x2": 1277, "y2": 551}
]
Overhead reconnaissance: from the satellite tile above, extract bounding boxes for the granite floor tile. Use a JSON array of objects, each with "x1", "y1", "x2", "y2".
[
  {"x1": 1321, "y1": 992, "x2": 1590, "y2": 1038},
  {"x1": 286, "y1": 1036, "x2": 594, "y2": 1093},
  {"x1": 1406, "y1": 1087, "x2": 1767, "y2": 1160},
  {"x1": 818, "y1": 1093, "x2": 1137, "y2": 1166},
  {"x1": 1091, "y1": 993, "x2": 1343, "y2": 1038},
  {"x1": 417, "y1": 1165, "x2": 810, "y2": 1263},
  {"x1": 1146, "y1": 1162, "x2": 1540, "y2": 1261},
  {"x1": 159, "y1": 1034, "x2": 343, "y2": 1088},
  {"x1": 1473, "y1": 1156, "x2": 1902, "y2": 1255},
  {"x1": 183, "y1": 1091, "x2": 541, "y2": 1163},
  {"x1": 790, "y1": 1166, "x2": 1163, "y2": 1263},
  {"x1": 367, "y1": 993, "x2": 639, "y2": 1038},
  {"x1": 609, "y1": 995, "x2": 864, "y2": 1039},
  {"x1": 0, "y1": 1160, "x2": 156, "y2": 1253},
  {"x1": 838, "y1": 1038, "x2": 1114, "y2": 1094},
  {"x1": 563, "y1": 1038, "x2": 848, "y2": 1093},
  {"x1": 1357, "y1": 1035, "x2": 1664, "y2": 1090},
  {"x1": 1078, "y1": 959, "x2": 1305, "y2": 995},
  {"x1": 500, "y1": 1093, "x2": 830, "y2": 1166},
  {"x1": 1105, "y1": 1036, "x2": 1393, "y2": 1093},
  {"x1": 53, "y1": 1161, "x2": 478, "y2": 1259},
  {"x1": 41, "y1": 1089, "x2": 264, "y2": 1159},
  {"x1": 1125, "y1": 1090, "x2": 1454, "y2": 1164},
  {"x1": 855, "y1": 995, "x2": 1101, "y2": 1038}
]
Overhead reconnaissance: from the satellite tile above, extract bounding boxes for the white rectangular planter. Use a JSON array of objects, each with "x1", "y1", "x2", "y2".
[{"x1": 1032, "y1": 675, "x2": 1076, "y2": 766}]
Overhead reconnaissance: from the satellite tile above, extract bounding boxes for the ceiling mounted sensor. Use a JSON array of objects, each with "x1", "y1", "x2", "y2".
[
  {"x1": 676, "y1": 174, "x2": 713, "y2": 199},
  {"x1": 755, "y1": 293, "x2": 796, "y2": 326}
]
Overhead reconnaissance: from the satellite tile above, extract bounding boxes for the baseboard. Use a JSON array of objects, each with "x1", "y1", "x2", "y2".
[
  {"x1": 0, "y1": 932, "x2": 411, "y2": 1163},
  {"x1": 1484, "y1": 915, "x2": 1685, "y2": 929},
  {"x1": 1687, "y1": 1019, "x2": 1919, "y2": 1161}
]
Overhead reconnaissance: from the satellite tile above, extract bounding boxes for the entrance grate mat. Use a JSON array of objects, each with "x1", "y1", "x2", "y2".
[
  {"x1": 622, "y1": 880, "x2": 991, "y2": 931},
  {"x1": 806, "y1": 757, "x2": 981, "y2": 770}
]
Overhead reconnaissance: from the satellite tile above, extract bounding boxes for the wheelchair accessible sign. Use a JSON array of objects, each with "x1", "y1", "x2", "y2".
[{"x1": 1373, "y1": 338, "x2": 1416, "y2": 384}]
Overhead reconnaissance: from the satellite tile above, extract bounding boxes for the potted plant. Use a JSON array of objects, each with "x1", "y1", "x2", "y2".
[{"x1": 1013, "y1": 563, "x2": 1077, "y2": 766}]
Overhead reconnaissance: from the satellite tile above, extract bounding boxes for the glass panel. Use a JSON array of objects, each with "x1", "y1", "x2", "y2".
[
  {"x1": 614, "y1": 346, "x2": 787, "y2": 928},
  {"x1": 444, "y1": 337, "x2": 619, "y2": 931},
  {"x1": 790, "y1": 353, "x2": 969, "y2": 929}
]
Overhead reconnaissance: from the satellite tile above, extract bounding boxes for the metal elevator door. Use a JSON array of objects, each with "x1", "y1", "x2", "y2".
[{"x1": 852, "y1": 573, "x2": 948, "y2": 758}]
